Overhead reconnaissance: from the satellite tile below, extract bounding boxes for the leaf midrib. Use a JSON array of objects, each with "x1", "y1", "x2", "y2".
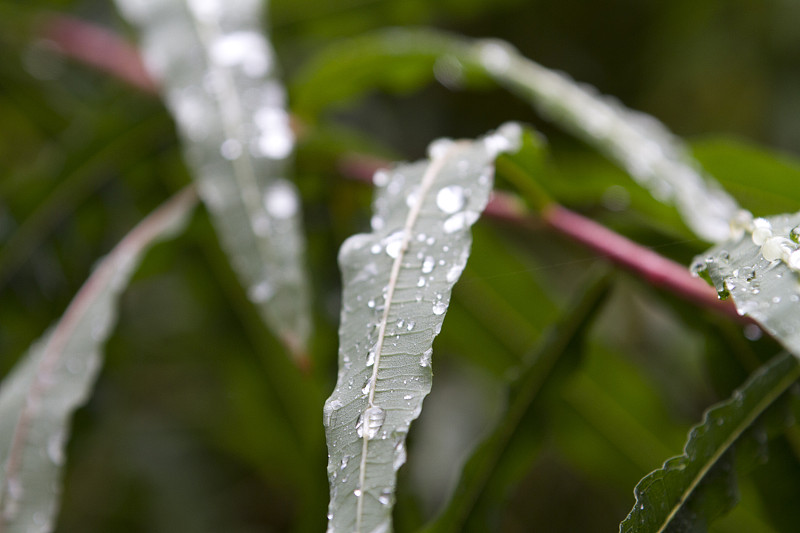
[{"x1": 355, "y1": 143, "x2": 461, "y2": 532}]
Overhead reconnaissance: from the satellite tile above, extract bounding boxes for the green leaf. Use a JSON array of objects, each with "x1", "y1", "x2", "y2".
[
  {"x1": 323, "y1": 123, "x2": 522, "y2": 533},
  {"x1": 620, "y1": 351, "x2": 800, "y2": 533},
  {"x1": 295, "y1": 28, "x2": 741, "y2": 242},
  {"x1": 0, "y1": 188, "x2": 197, "y2": 533},
  {"x1": 427, "y1": 268, "x2": 612, "y2": 533},
  {"x1": 114, "y1": 0, "x2": 312, "y2": 360}
]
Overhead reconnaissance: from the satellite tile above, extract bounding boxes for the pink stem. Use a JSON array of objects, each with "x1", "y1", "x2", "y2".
[{"x1": 38, "y1": 15, "x2": 158, "y2": 93}]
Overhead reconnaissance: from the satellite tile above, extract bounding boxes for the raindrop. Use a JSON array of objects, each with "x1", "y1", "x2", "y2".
[
  {"x1": 393, "y1": 441, "x2": 407, "y2": 470},
  {"x1": 761, "y1": 236, "x2": 792, "y2": 262},
  {"x1": 384, "y1": 231, "x2": 405, "y2": 258},
  {"x1": 476, "y1": 39, "x2": 513, "y2": 75},
  {"x1": 367, "y1": 299, "x2": 376, "y2": 308},
  {"x1": 428, "y1": 138, "x2": 454, "y2": 160},
  {"x1": 405, "y1": 186, "x2": 421, "y2": 209},
  {"x1": 432, "y1": 301, "x2": 447, "y2": 316},
  {"x1": 248, "y1": 280, "x2": 273, "y2": 303},
  {"x1": 257, "y1": 129, "x2": 293, "y2": 159},
  {"x1": 443, "y1": 211, "x2": 479, "y2": 233},
  {"x1": 422, "y1": 256, "x2": 435, "y2": 274},
  {"x1": 209, "y1": 31, "x2": 271, "y2": 77},
  {"x1": 436, "y1": 185, "x2": 466, "y2": 214},
  {"x1": 356, "y1": 406, "x2": 386, "y2": 440},
  {"x1": 446, "y1": 264, "x2": 463, "y2": 283},
  {"x1": 264, "y1": 182, "x2": 299, "y2": 219},
  {"x1": 323, "y1": 399, "x2": 343, "y2": 426},
  {"x1": 420, "y1": 348, "x2": 433, "y2": 367},
  {"x1": 366, "y1": 350, "x2": 376, "y2": 367},
  {"x1": 371, "y1": 215, "x2": 384, "y2": 230},
  {"x1": 373, "y1": 170, "x2": 390, "y2": 187},
  {"x1": 354, "y1": 489, "x2": 363, "y2": 497},
  {"x1": 417, "y1": 277, "x2": 426, "y2": 287},
  {"x1": 47, "y1": 431, "x2": 65, "y2": 465},
  {"x1": 406, "y1": 320, "x2": 415, "y2": 331},
  {"x1": 370, "y1": 244, "x2": 381, "y2": 254},
  {"x1": 340, "y1": 455, "x2": 350, "y2": 470},
  {"x1": 752, "y1": 218, "x2": 772, "y2": 246},
  {"x1": 378, "y1": 491, "x2": 391, "y2": 505},
  {"x1": 361, "y1": 378, "x2": 371, "y2": 395},
  {"x1": 789, "y1": 250, "x2": 800, "y2": 271},
  {"x1": 220, "y1": 138, "x2": 242, "y2": 160},
  {"x1": 791, "y1": 226, "x2": 800, "y2": 244}
]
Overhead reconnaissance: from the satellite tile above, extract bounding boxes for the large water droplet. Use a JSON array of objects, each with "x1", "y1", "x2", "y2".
[
  {"x1": 356, "y1": 406, "x2": 386, "y2": 440},
  {"x1": 761, "y1": 236, "x2": 793, "y2": 262},
  {"x1": 436, "y1": 185, "x2": 466, "y2": 214},
  {"x1": 443, "y1": 211, "x2": 479, "y2": 233},
  {"x1": 419, "y1": 348, "x2": 433, "y2": 367},
  {"x1": 422, "y1": 256, "x2": 435, "y2": 274},
  {"x1": 209, "y1": 31, "x2": 271, "y2": 77},
  {"x1": 384, "y1": 231, "x2": 405, "y2": 258},
  {"x1": 432, "y1": 301, "x2": 447, "y2": 316},
  {"x1": 323, "y1": 399, "x2": 343, "y2": 426},
  {"x1": 220, "y1": 138, "x2": 242, "y2": 160},
  {"x1": 428, "y1": 138, "x2": 454, "y2": 160},
  {"x1": 752, "y1": 218, "x2": 772, "y2": 246},
  {"x1": 264, "y1": 182, "x2": 299, "y2": 219}
]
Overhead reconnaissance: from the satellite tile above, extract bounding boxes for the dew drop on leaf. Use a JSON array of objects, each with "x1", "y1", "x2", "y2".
[
  {"x1": 432, "y1": 301, "x2": 447, "y2": 315},
  {"x1": 356, "y1": 406, "x2": 386, "y2": 440},
  {"x1": 436, "y1": 185, "x2": 466, "y2": 214}
]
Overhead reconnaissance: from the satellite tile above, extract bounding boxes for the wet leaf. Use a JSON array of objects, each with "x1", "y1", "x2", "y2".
[
  {"x1": 620, "y1": 351, "x2": 800, "y2": 533},
  {"x1": 324, "y1": 123, "x2": 522, "y2": 533},
  {"x1": 114, "y1": 0, "x2": 312, "y2": 360},
  {"x1": 0, "y1": 188, "x2": 197, "y2": 533}
]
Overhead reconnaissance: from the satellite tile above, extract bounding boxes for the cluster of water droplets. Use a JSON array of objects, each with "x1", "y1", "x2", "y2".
[{"x1": 727, "y1": 211, "x2": 800, "y2": 272}]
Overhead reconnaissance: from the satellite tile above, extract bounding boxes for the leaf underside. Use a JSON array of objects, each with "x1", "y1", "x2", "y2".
[
  {"x1": 620, "y1": 351, "x2": 800, "y2": 533},
  {"x1": 114, "y1": 0, "x2": 312, "y2": 358},
  {"x1": 323, "y1": 124, "x2": 522, "y2": 533},
  {"x1": 0, "y1": 188, "x2": 197, "y2": 533}
]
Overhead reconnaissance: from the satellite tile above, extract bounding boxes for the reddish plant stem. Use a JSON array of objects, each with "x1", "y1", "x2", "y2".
[
  {"x1": 339, "y1": 152, "x2": 742, "y2": 320},
  {"x1": 38, "y1": 14, "x2": 158, "y2": 93},
  {"x1": 35, "y1": 17, "x2": 740, "y2": 321}
]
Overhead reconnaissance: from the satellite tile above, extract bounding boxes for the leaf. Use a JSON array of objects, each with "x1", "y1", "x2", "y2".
[
  {"x1": 427, "y1": 268, "x2": 612, "y2": 533},
  {"x1": 0, "y1": 187, "x2": 197, "y2": 533},
  {"x1": 294, "y1": 28, "x2": 740, "y2": 243},
  {"x1": 694, "y1": 212, "x2": 800, "y2": 358},
  {"x1": 620, "y1": 351, "x2": 800, "y2": 533},
  {"x1": 114, "y1": 0, "x2": 312, "y2": 360},
  {"x1": 323, "y1": 123, "x2": 523, "y2": 533}
]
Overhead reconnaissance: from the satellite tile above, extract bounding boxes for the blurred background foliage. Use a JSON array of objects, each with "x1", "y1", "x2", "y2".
[{"x1": 2, "y1": 0, "x2": 800, "y2": 531}]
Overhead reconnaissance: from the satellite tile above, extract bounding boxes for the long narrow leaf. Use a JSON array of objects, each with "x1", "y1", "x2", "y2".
[
  {"x1": 324, "y1": 123, "x2": 522, "y2": 533},
  {"x1": 620, "y1": 351, "x2": 800, "y2": 532},
  {"x1": 114, "y1": 0, "x2": 312, "y2": 360},
  {"x1": 0, "y1": 188, "x2": 197, "y2": 533},
  {"x1": 294, "y1": 28, "x2": 740, "y2": 243}
]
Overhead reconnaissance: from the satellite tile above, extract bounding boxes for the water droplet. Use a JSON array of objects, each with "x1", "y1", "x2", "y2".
[
  {"x1": 446, "y1": 264, "x2": 463, "y2": 283},
  {"x1": 406, "y1": 320, "x2": 415, "y2": 331},
  {"x1": 367, "y1": 299, "x2": 375, "y2": 308},
  {"x1": 428, "y1": 138, "x2": 454, "y2": 160},
  {"x1": 209, "y1": 31, "x2": 271, "y2": 77},
  {"x1": 422, "y1": 256, "x2": 435, "y2": 274},
  {"x1": 752, "y1": 218, "x2": 772, "y2": 246},
  {"x1": 340, "y1": 455, "x2": 350, "y2": 470},
  {"x1": 436, "y1": 185, "x2": 466, "y2": 214},
  {"x1": 420, "y1": 348, "x2": 433, "y2": 367},
  {"x1": 264, "y1": 182, "x2": 299, "y2": 219},
  {"x1": 371, "y1": 215, "x2": 384, "y2": 230},
  {"x1": 353, "y1": 488, "x2": 362, "y2": 497},
  {"x1": 443, "y1": 211, "x2": 479, "y2": 234},
  {"x1": 744, "y1": 324, "x2": 763, "y2": 341},
  {"x1": 761, "y1": 236, "x2": 792, "y2": 262},
  {"x1": 405, "y1": 186, "x2": 421, "y2": 209},
  {"x1": 47, "y1": 431, "x2": 65, "y2": 465},
  {"x1": 370, "y1": 243, "x2": 381, "y2": 254},
  {"x1": 356, "y1": 406, "x2": 386, "y2": 440},
  {"x1": 432, "y1": 301, "x2": 447, "y2": 316},
  {"x1": 373, "y1": 170, "x2": 390, "y2": 187},
  {"x1": 366, "y1": 350, "x2": 376, "y2": 367},
  {"x1": 220, "y1": 138, "x2": 242, "y2": 160},
  {"x1": 789, "y1": 250, "x2": 800, "y2": 271},
  {"x1": 417, "y1": 277, "x2": 426, "y2": 287},
  {"x1": 248, "y1": 280, "x2": 273, "y2": 303},
  {"x1": 384, "y1": 231, "x2": 405, "y2": 258},
  {"x1": 393, "y1": 441, "x2": 407, "y2": 470},
  {"x1": 362, "y1": 377, "x2": 372, "y2": 395},
  {"x1": 476, "y1": 39, "x2": 513, "y2": 74},
  {"x1": 729, "y1": 210, "x2": 754, "y2": 240},
  {"x1": 323, "y1": 399, "x2": 343, "y2": 426},
  {"x1": 791, "y1": 226, "x2": 800, "y2": 244},
  {"x1": 256, "y1": 128, "x2": 293, "y2": 159},
  {"x1": 378, "y1": 491, "x2": 391, "y2": 505}
]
